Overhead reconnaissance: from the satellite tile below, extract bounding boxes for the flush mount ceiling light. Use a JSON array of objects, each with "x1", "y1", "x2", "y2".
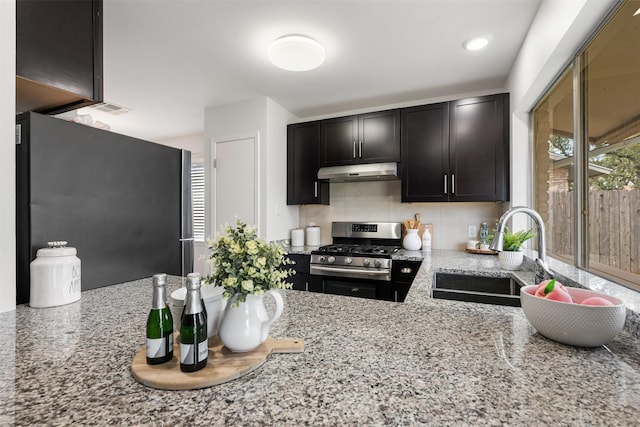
[
  {"x1": 268, "y1": 35, "x2": 325, "y2": 71},
  {"x1": 463, "y1": 36, "x2": 490, "y2": 51}
]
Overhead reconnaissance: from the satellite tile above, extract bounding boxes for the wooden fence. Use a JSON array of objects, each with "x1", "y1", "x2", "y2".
[{"x1": 549, "y1": 190, "x2": 640, "y2": 278}]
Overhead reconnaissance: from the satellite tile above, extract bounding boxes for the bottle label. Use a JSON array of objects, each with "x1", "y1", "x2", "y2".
[
  {"x1": 146, "y1": 333, "x2": 173, "y2": 358},
  {"x1": 180, "y1": 337, "x2": 208, "y2": 365},
  {"x1": 147, "y1": 337, "x2": 166, "y2": 358}
]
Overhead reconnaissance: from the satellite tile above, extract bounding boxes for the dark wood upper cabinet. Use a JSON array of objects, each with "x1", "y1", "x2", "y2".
[
  {"x1": 16, "y1": 0, "x2": 103, "y2": 114},
  {"x1": 401, "y1": 94, "x2": 509, "y2": 202},
  {"x1": 320, "y1": 110, "x2": 400, "y2": 167},
  {"x1": 448, "y1": 94, "x2": 509, "y2": 202},
  {"x1": 287, "y1": 121, "x2": 329, "y2": 205},
  {"x1": 401, "y1": 103, "x2": 450, "y2": 202}
]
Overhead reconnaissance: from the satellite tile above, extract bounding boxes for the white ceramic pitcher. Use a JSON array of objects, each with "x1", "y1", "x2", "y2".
[{"x1": 218, "y1": 290, "x2": 284, "y2": 352}]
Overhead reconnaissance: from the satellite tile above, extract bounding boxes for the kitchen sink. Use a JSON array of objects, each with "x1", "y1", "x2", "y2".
[{"x1": 431, "y1": 272, "x2": 522, "y2": 307}]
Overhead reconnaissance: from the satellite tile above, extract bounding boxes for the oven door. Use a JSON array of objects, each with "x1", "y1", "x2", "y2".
[{"x1": 309, "y1": 266, "x2": 393, "y2": 301}]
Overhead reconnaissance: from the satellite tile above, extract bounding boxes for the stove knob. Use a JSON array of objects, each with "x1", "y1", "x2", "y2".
[
  {"x1": 374, "y1": 259, "x2": 382, "y2": 268},
  {"x1": 327, "y1": 256, "x2": 336, "y2": 264},
  {"x1": 362, "y1": 258, "x2": 371, "y2": 267},
  {"x1": 319, "y1": 256, "x2": 326, "y2": 263},
  {"x1": 345, "y1": 257, "x2": 353, "y2": 265}
]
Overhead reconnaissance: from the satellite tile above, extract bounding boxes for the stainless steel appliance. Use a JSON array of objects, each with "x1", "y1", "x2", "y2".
[
  {"x1": 15, "y1": 112, "x2": 194, "y2": 305},
  {"x1": 310, "y1": 221, "x2": 404, "y2": 301}
]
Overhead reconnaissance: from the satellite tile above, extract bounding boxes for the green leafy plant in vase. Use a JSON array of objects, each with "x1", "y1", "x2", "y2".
[
  {"x1": 498, "y1": 227, "x2": 535, "y2": 270},
  {"x1": 205, "y1": 219, "x2": 294, "y2": 352}
]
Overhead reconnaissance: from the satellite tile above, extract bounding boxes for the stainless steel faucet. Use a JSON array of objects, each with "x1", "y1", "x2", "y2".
[{"x1": 489, "y1": 206, "x2": 554, "y2": 283}]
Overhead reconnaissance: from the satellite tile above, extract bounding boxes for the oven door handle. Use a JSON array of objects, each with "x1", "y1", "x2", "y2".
[{"x1": 311, "y1": 266, "x2": 389, "y2": 275}]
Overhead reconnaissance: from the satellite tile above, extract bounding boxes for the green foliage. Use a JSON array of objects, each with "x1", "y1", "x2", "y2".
[
  {"x1": 205, "y1": 219, "x2": 294, "y2": 306},
  {"x1": 549, "y1": 134, "x2": 640, "y2": 191},
  {"x1": 502, "y1": 227, "x2": 535, "y2": 252},
  {"x1": 589, "y1": 143, "x2": 640, "y2": 190}
]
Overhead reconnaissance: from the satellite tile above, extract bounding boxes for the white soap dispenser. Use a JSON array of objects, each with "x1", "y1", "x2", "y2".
[{"x1": 421, "y1": 227, "x2": 432, "y2": 251}]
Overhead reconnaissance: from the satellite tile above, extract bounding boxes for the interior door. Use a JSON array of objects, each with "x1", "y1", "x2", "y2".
[{"x1": 212, "y1": 134, "x2": 259, "y2": 235}]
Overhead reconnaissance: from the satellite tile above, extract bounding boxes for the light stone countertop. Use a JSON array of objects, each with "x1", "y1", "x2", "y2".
[{"x1": 1, "y1": 250, "x2": 640, "y2": 425}]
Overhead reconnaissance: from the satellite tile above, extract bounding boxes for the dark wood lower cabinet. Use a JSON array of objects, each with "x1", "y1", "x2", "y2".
[
  {"x1": 391, "y1": 260, "x2": 422, "y2": 302},
  {"x1": 285, "y1": 254, "x2": 311, "y2": 291}
]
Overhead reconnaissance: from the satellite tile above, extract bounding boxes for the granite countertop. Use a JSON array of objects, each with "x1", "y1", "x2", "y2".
[{"x1": 2, "y1": 251, "x2": 640, "y2": 425}]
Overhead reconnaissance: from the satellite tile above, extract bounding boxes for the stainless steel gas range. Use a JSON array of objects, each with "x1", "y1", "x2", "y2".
[{"x1": 310, "y1": 222, "x2": 420, "y2": 302}]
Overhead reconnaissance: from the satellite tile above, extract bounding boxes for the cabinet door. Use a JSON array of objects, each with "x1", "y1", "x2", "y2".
[
  {"x1": 358, "y1": 110, "x2": 401, "y2": 163},
  {"x1": 16, "y1": 0, "x2": 103, "y2": 113},
  {"x1": 287, "y1": 122, "x2": 329, "y2": 205},
  {"x1": 284, "y1": 254, "x2": 310, "y2": 291},
  {"x1": 320, "y1": 116, "x2": 358, "y2": 166},
  {"x1": 401, "y1": 103, "x2": 449, "y2": 202},
  {"x1": 449, "y1": 94, "x2": 509, "y2": 202}
]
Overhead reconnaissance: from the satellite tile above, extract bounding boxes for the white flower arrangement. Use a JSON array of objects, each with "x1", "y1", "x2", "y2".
[{"x1": 205, "y1": 219, "x2": 294, "y2": 306}]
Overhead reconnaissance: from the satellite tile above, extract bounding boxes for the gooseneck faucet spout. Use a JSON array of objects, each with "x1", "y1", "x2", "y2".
[{"x1": 489, "y1": 206, "x2": 554, "y2": 283}]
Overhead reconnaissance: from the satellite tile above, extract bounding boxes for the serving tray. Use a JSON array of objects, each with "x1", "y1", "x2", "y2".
[
  {"x1": 131, "y1": 335, "x2": 304, "y2": 390},
  {"x1": 465, "y1": 248, "x2": 497, "y2": 255}
]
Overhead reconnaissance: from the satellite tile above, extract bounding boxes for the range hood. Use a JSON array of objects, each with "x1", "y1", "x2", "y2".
[{"x1": 317, "y1": 162, "x2": 398, "y2": 182}]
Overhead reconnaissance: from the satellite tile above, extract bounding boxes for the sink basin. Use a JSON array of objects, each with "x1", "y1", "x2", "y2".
[{"x1": 431, "y1": 272, "x2": 522, "y2": 307}]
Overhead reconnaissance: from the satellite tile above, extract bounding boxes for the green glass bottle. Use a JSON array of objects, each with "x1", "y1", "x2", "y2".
[
  {"x1": 180, "y1": 273, "x2": 208, "y2": 372},
  {"x1": 146, "y1": 273, "x2": 174, "y2": 365}
]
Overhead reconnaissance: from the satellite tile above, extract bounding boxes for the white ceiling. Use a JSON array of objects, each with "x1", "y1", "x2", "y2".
[{"x1": 80, "y1": 0, "x2": 542, "y2": 141}]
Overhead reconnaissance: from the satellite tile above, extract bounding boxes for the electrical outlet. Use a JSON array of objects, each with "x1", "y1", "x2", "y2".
[{"x1": 468, "y1": 225, "x2": 477, "y2": 238}]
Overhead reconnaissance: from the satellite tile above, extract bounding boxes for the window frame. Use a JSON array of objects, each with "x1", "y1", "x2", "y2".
[{"x1": 531, "y1": 0, "x2": 640, "y2": 291}]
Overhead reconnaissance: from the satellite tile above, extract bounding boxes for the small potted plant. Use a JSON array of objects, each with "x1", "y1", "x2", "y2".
[{"x1": 498, "y1": 227, "x2": 535, "y2": 270}]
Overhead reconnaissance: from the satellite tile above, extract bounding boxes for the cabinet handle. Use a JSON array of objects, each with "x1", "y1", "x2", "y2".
[
  {"x1": 452, "y1": 174, "x2": 455, "y2": 194},
  {"x1": 314, "y1": 181, "x2": 318, "y2": 197},
  {"x1": 400, "y1": 267, "x2": 413, "y2": 274},
  {"x1": 444, "y1": 175, "x2": 448, "y2": 194},
  {"x1": 353, "y1": 141, "x2": 357, "y2": 159},
  {"x1": 290, "y1": 260, "x2": 297, "y2": 265},
  {"x1": 359, "y1": 141, "x2": 363, "y2": 158},
  {"x1": 351, "y1": 287, "x2": 360, "y2": 293}
]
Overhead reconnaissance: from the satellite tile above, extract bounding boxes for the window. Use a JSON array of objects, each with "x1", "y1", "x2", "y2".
[
  {"x1": 191, "y1": 162, "x2": 205, "y2": 242},
  {"x1": 534, "y1": 0, "x2": 640, "y2": 290}
]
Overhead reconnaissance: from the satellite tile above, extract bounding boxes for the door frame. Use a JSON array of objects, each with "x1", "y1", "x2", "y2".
[{"x1": 209, "y1": 132, "x2": 261, "y2": 237}]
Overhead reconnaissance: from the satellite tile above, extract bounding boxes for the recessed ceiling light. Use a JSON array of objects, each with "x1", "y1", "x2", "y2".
[
  {"x1": 268, "y1": 35, "x2": 325, "y2": 71},
  {"x1": 463, "y1": 36, "x2": 490, "y2": 51}
]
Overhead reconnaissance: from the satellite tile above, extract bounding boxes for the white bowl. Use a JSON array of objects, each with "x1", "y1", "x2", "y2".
[
  {"x1": 520, "y1": 285, "x2": 626, "y2": 347},
  {"x1": 170, "y1": 285, "x2": 226, "y2": 337}
]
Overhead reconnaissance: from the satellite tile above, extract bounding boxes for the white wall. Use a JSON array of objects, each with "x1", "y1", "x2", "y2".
[
  {"x1": 155, "y1": 133, "x2": 205, "y2": 162},
  {"x1": 1, "y1": 0, "x2": 16, "y2": 313},
  {"x1": 266, "y1": 98, "x2": 299, "y2": 241},
  {"x1": 204, "y1": 97, "x2": 298, "y2": 243}
]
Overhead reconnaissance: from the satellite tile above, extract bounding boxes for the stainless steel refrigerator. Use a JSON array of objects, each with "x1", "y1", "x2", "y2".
[{"x1": 16, "y1": 112, "x2": 194, "y2": 305}]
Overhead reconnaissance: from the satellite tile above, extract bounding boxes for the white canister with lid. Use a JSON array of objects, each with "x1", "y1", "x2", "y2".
[
  {"x1": 30, "y1": 241, "x2": 81, "y2": 308},
  {"x1": 305, "y1": 223, "x2": 321, "y2": 247},
  {"x1": 290, "y1": 228, "x2": 304, "y2": 247}
]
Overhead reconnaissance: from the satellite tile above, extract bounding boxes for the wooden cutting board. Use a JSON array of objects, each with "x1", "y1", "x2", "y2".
[{"x1": 131, "y1": 335, "x2": 304, "y2": 390}]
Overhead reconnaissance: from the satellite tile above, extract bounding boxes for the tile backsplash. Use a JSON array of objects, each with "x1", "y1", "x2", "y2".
[{"x1": 298, "y1": 180, "x2": 503, "y2": 250}]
